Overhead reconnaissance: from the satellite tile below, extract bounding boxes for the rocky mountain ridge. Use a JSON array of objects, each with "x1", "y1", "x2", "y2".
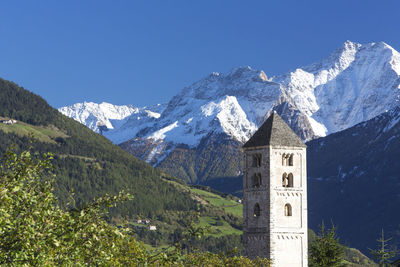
[
  {"x1": 59, "y1": 40, "x2": 400, "y2": 183},
  {"x1": 59, "y1": 101, "x2": 165, "y2": 135},
  {"x1": 57, "y1": 41, "x2": 400, "y2": 252}
]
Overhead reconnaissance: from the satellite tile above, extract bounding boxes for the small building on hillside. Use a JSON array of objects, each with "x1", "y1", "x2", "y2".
[
  {"x1": 1, "y1": 119, "x2": 17, "y2": 125},
  {"x1": 149, "y1": 225, "x2": 157, "y2": 231}
]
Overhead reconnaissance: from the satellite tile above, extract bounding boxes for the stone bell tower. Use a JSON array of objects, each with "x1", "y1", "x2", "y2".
[{"x1": 242, "y1": 112, "x2": 307, "y2": 267}]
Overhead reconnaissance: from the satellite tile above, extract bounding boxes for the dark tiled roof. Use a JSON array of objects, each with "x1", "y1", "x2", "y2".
[{"x1": 243, "y1": 112, "x2": 306, "y2": 148}]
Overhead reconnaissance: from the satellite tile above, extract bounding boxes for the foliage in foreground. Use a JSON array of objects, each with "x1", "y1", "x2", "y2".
[
  {"x1": 0, "y1": 146, "x2": 270, "y2": 266},
  {"x1": 309, "y1": 222, "x2": 345, "y2": 267},
  {"x1": 369, "y1": 229, "x2": 398, "y2": 267}
]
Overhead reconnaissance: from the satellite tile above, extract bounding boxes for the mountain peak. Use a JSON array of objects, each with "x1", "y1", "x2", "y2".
[
  {"x1": 342, "y1": 40, "x2": 361, "y2": 49},
  {"x1": 62, "y1": 40, "x2": 400, "y2": 176},
  {"x1": 59, "y1": 101, "x2": 140, "y2": 132}
]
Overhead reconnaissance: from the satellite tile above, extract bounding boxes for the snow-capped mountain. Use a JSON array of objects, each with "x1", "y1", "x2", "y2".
[
  {"x1": 111, "y1": 67, "x2": 282, "y2": 167},
  {"x1": 59, "y1": 101, "x2": 165, "y2": 134},
  {"x1": 57, "y1": 41, "x2": 400, "y2": 252},
  {"x1": 119, "y1": 67, "x2": 280, "y2": 144},
  {"x1": 272, "y1": 41, "x2": 400, "y2": 138},
  {"x1": 60, "y1": 41, "x2": 400, "y2": 183}
]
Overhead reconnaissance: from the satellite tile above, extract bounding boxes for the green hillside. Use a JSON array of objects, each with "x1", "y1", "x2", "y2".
[
  {"x1": 0, "y1": 78, "x2": 199, "y2": 217},
  {"x1": 0, "y1": 77, "x2": 244, "y2": 253},
  {"x1": 0, "y1": 78, "x2": 379, "y2": 263}
]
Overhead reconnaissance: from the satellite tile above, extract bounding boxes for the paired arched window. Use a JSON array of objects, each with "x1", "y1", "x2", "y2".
[
  {"x1": 288, "y1": 154, "x2": 294, "y2": 166},
  {"x1": 252, "y1": 173, "x2": 262, "y2": 188},
  {"x1": 254, "y1": 203, "x2": 261, "y2": 217},
  {"x1": 287, "y1": 173, "x2": 293, "y2": 187},
  {"x1": 282, "y1": 173, "x2": 287, "y2": 187},
  {"x1": 282, "y1": 153, "x2": 294, "y2": 166},
  {"x1": 284, "y1": 204, "x2": 292, "y2": 216},
  {"x1": 282, "y1": 173, "x2": 294, "y2": 187},
  {"x1": 252, "y1": 154, "x2": 262, "y2": 167}
]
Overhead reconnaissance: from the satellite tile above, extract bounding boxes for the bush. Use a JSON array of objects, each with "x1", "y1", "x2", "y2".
[{"x1": 0, "y1": 146, "x2": 270, "y2": 266}]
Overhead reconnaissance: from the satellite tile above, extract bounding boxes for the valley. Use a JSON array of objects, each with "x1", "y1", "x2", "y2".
[{"x1": 60, "y1": 40, "x2": 400, "y2": 255}]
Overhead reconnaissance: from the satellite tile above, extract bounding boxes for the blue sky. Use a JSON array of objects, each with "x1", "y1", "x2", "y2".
[{"x1": 0, "y1": 0, "x2": 399, "y2": 108}]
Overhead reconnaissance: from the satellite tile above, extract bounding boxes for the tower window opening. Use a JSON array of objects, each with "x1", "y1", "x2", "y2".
[
  {"x1": 284, "y1": 204, "x2": 292, "y2": 216},
  {"x1": 254, "y1": 203, "x2": 261, "y2": 217},
  {"x1": 252, "y1": 153, "x2": 262, "y2": 167},
  {"x1": 282, "y1": 153, "x2": 294, "y2": 166},
  {"x1": 287, "y1": 173, "x2": 294, "y2": 187},
  {"x1": 282, "y1": 173, "x2": 287, "y2": 187},
  {"x1": 289, "y1": 154, "x2": 294, "y2": 166},
  {"x1": 252, "y1": 173, "x2": 262, "y2": 188}
]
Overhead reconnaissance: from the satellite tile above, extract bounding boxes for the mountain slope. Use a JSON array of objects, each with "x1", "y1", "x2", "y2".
[
  {"x1": 125, "y1": 41, "x2": 400, "y2": 184},
  {"x1": 306, "y1": 106, "x2": 400, "y2": 253},
  {"x1": 273, "y1": 41, "x2": 400, "y2": 138},
  {"x1": 0, "y1": 77, "x2": 259, "y2": 254},
  {"x1": 117, "y1": 67, "x2": 281, "y2": 181},
  {"x1": 201, "y1": 107, "x2": 400, "y2": 253},
  {"x1": 60, "y1": 41, "x2": 400, "y2": 185},
  {"x1": 59, "y1": 101, "x2": 165, "y2": 135},
  {"x1": 0, "y1": 78, "x2": 199, "y2": 219},
  {"x1": 61, "y1": 41, "x2": 400, "y2": 143}
]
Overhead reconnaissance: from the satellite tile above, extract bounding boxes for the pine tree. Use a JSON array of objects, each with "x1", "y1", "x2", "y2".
[
  {"x1": 369, "y1": 229, "x2": 398, "y2": 267},
  {"x1": 309, "y1": 221, "x2": 345, "y2": 267}
]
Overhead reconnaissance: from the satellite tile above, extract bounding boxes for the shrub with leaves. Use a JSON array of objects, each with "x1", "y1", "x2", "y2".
[
  {"x1": 0, "y1": 146, "x2": 146, "y2": 266},
  {"x1": 184, "y1": 250, "x2": 270, "y2": 267},
  {"x1": 0, "y1": 145, "x2": 270, "y2": 266}
]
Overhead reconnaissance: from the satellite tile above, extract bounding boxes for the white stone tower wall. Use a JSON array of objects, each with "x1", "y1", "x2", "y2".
[
  {"x1": 269, "y1": 147, "x2": 307, "y2": 267},
  {"x1": 242, "y1": 112, "x2": 308, "y2": 266},
  {"x1": 243, "y1": 147, "x2": 271, "y2": 259}
]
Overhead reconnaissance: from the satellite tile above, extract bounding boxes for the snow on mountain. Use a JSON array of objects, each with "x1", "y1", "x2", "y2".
[
  {"x1": 98, "y1": 66, "x2": 280, "y2": 163},
  {"x1": 101, "y1": 103, "x2": 166, "y2": 144},
  {"x1": 58, "y1": 101, "x2": 165, "y2": 134},
  {"x1": 143, "y1": 94, "x2": 258, "y2": 146},
  {"x1": 107, "y1": 67, "x2": 281, "y2": 156},
  {"x1": 273, "y1": 41, "x2": 400, "y2": 137},
  {"x1": 60, "y1": 41, "x2": 400, "y2": 168}
]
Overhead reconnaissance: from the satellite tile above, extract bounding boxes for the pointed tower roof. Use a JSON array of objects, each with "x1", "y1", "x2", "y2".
[{"x1": 243, "y1": 112, "x2": 306, "y2": 148}]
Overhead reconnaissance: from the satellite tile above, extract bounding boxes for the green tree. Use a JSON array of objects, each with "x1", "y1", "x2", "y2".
[
  {"x1": 0, "y1": 145, "x2": 270, "y2": 266},
  {"x1": 309, "y1": 221, "x2": 345, "y2": 267},
  {"x1": 369, "y1": 229, "x2": 398, "y2": 267},
  {"x1": 0, "y1": 146, "x2": 147, "y2": 265}
]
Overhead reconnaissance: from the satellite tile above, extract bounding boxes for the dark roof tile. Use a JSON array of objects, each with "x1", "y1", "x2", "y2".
[{"x1": 243, "y1": 112, "x2": 306, "y2": 148}]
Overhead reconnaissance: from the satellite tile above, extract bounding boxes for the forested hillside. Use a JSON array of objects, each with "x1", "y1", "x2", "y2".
[
  {"x1": 0, "y1": 78, "x2": 247, "y2": 253},
  {"x1": 0, "y1": 78, "x2": 199, "y2": 218},
  {"x1": 0, "y1": 78, "x2": 385, "y2": 264}
]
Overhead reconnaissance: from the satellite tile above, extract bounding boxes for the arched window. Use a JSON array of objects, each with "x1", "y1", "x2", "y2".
[
  {"x1": 254, "y1": 203, "x2": 261, "y2": 217},
  {"x1": 253, "y1": 154, "x2": 262, "y2": 167},
  {"x1": 282, "y1": 154, "x2": 286, "y2": 166},
  {"x1": 287, "y1": 173, "x2": 294, "y2": 187},
  {"x1": 284, "y1": 204, "x2": 292, "y2": 216},
  {"x1": 289, "y1": 154, "x2": 294, "y2": 166},
  {"x1": 282, "y1": 173, "x2": 287, "y2": 187},
  {"x1": 252, "y1": 173, "x2": 261, "y2": 188}
]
